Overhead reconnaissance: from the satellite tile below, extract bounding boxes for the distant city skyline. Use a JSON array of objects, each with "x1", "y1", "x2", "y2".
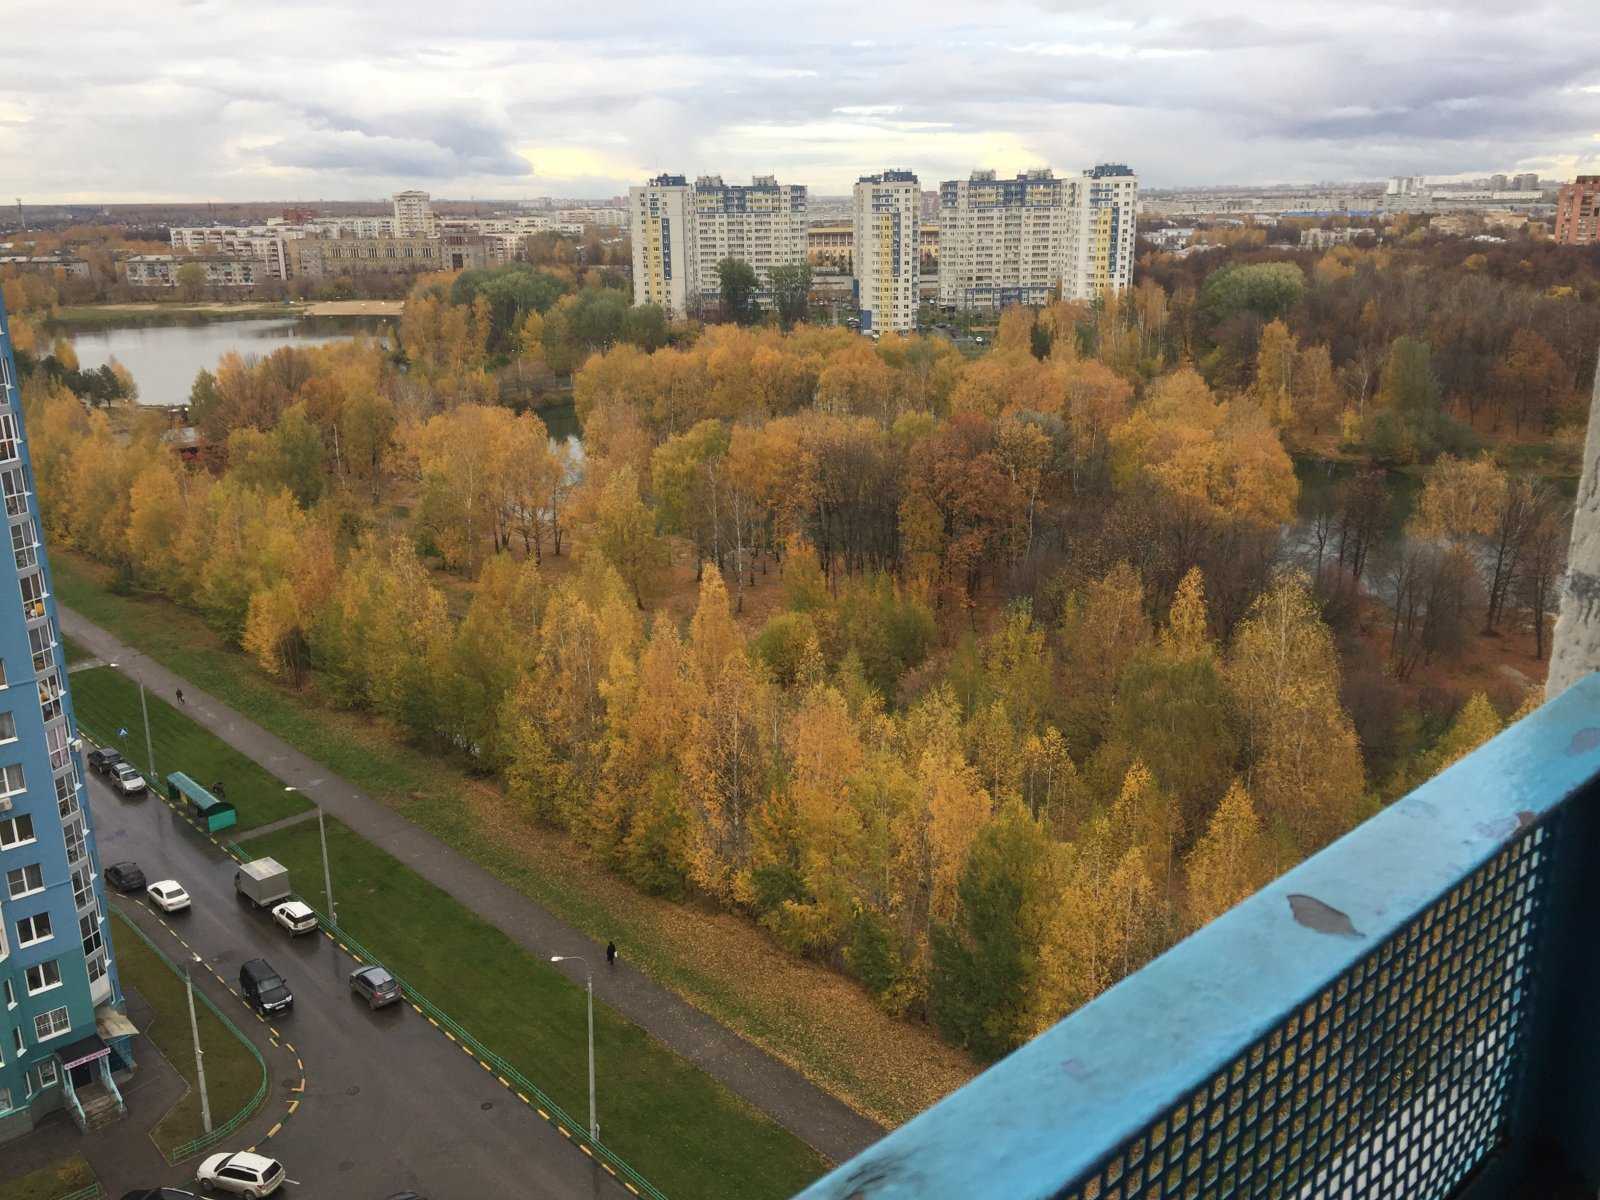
[{"x1": 5, "y1": 0, "x2": 1599, "y2": 204}]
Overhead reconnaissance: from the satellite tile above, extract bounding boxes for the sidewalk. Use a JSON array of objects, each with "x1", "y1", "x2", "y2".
[{"x1": 61, "y1": 608, "x2": 886, "y2": 1165}]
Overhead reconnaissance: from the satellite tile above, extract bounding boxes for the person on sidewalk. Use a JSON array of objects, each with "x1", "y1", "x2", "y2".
[
  {"x1": 176, "y1": 688, "x2": 185, "y2": 704},
  {"x1": 606, "y1": 940, "x2": 617, "y2": 966}
]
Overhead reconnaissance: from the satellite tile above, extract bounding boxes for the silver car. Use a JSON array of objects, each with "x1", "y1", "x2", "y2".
[{"x1": 349, "y1": 965, "x2": 402, "y2": 1010}]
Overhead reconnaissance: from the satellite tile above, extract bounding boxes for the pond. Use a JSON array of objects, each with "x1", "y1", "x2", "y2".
[{"x1": 61, "y1": 315, "x2": 393, "y2": 408}]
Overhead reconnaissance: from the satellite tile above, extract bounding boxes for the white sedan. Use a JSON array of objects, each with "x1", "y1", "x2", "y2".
[
  {"x1": 196, "y1": 1150, "x2": 285, "y2": 1197},
  {"x1": 271, "y1": 900, "x2": 318, "y2": 936},
  {"x1": 146, "y1": 880, "x2": 192, "y2": 913}
]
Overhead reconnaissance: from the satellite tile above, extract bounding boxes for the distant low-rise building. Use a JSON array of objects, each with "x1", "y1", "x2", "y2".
[
  {"x1": 122, "y1": 254, "x2": 261, "y2": 288},
  {"x1": 807, "y1": 223, "x2": 853, "y2": 273},
  {"x1": 169, "y1": 227, "x2": 297, "y2": 279},
  {"x1": 1555, "y1": 177, "x2": 1600, "y2": 246},
  {"x1": 0, "y1": 255, "x2": 90, "y2": 280},
  {"x1": 1300, "y1": 227, "x2": 1365, "y2": 249},
  {"x1": 285, "y1": 237, "x2": 442, "y2": 280}
]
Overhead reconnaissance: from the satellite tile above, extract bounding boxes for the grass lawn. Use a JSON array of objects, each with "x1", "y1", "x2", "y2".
[
  {"x1": 0, "y1": 1157, "x2": 95, "y2": 1200},
  {"x1": 244, "y1": 816, "x2": 825, "y2": 1200},
  {"x1": 109, "y1": 916, "x2": 265, "y2": 1158},
  {"x1": 51, "y1": 551, "x2": 973, "y2": 1129},
  {"x1": 68, "y1": 666, "x2": 311, "y2": 831},
  {"x1": 60, "y1": 636, "x2": 93, "y2": 666}
]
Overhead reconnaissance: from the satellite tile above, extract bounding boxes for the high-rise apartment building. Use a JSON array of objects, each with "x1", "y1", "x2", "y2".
[
  {"x1": 1555, "y1": 177, "x2": 1600, "y2": 246},
  {"x1": 629, "y1": 174, "x2": 809, "y2": 318},
  {"x1": 689, "y1": 175, "x2": 808, "y2": 307},
  {"x1": 391, "y1": 190, "x2": 437, "y2": 239},
  {"x1": 0, "y1": 293, "x2": 130, "y2": 1144},
  {"x1": 852, "y1": 170, "x2": 920, "y2": 332},
  {"x1": 937, "y1": 164, "x2": 1138, "y2": 311},
  {"x1": 630, "y1": 175, "x2": 695, "y2": 318}
]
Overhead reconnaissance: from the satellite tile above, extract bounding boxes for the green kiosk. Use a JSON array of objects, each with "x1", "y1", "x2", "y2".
[{"x1": 165, "y1": 772, "x2": 237, "y2": 833}]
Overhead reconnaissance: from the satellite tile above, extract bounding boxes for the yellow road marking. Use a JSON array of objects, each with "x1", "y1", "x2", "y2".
[
  {"x1": 624, "y1": 1183, "x2": 640, "y2": 1195},
  {"x1": 516, "y1": 1092, "x2": 530, "y2": 1104},
  {"x1": 266, "y1": 1122, "x2": 282, "y2": 1138},
  {"x1": 269, "y1": 1027, "x2": 280, "y2": 1038},
  {"x1": 580, "y1": 1144, "x2": 593, "y2": 1158},
  {"x1": 296, "y1": 1057, "x2": 303, "y2": 1071},
  {"x1": 479, "y1": 1059, "x2": 492, "y2": 1072},
  {"x1": 497, "y1": 1075, "x2": 511, "y2": 1088},
  {"x1": 602, "y1": 1163, "x2": 616, "y2": 1176},
  {"x1": 283, "y1": 1042, "x2": 294, "y2": 1053},
  {"x1": 558, "y1": 1126, "x2": 571, "y2": 1139},
  {"x1": 537, "y1": 1108, "x2": 550, "y2": 1120},
  {"x1": 291, "y1": 1082, "x2": 305, "y2": 1093},
  {"x1": 288, "y1": 1100, "x2": 299, "y2": 1114},
  {"x1": 443, "y1": 1030, "x2": 456, "y2": 1042}
]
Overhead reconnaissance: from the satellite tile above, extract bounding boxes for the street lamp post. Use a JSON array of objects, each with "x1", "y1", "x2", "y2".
[{"x1": 550, "y1": 955, "x2": 597, "y2": 1143}]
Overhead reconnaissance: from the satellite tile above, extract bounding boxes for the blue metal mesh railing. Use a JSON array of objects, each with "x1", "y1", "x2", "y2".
[
  {"x1": 794, "y1": 675, "x2": 1600, "y2": 1200},
  {"x1": 1062, "y1": 819, "x2": 1552, "y2": 1200}
]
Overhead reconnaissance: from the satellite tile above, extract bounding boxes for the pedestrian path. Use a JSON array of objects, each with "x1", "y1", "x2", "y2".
[{"x1": 61, "y1": 608, "x2": 886, "y2": 1165}]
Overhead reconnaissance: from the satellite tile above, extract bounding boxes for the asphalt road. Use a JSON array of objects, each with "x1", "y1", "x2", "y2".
[{"x1": 89, "y1": 772, "x2": 627, "y2": 1200}]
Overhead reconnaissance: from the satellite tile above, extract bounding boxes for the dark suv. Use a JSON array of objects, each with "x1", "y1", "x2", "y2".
[
  {"x1": 105, "y1": 861, "x2": 147, "y2": 893},
  {"x1": 239, "y1": 958, "x2": 293, "y2": 1014},
  {"x1": 87, "y1": 747, "x2": 123, "y2": 776}
]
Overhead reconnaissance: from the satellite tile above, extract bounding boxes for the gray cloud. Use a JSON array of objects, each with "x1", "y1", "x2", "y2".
[{"x1": 2, "y1": 0, "x2": 1598, "y2": 201}]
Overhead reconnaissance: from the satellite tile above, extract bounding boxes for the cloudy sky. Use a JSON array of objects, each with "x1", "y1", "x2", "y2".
[{"x1": 5, "y1": 0, "x2": 1599, "y2": 202}]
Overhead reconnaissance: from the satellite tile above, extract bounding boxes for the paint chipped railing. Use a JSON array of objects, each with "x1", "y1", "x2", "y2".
[{"x1": 794, "y1": 675, "x2": 1600, "y2": 1200}]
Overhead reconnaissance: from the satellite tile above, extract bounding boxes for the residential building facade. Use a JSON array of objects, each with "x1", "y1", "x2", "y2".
[
  {"x1": 0, "y1": 292, "x2": 130, "y2": 1143},
  {"x1": 169, "y1": 227, "x2": 297, "y2": 280},
  {"x1": 687, "y1": 175, "x2": 808, "y2": 306},
  {"x1": 937, "y1": 164, "x2": 1138, "y2": 311},
  {"x1": 285, "y1": 236, "x2": 443, "y2": 280},
  {"x1": 1555, "y1": 177, "x2": 1600, "y2": 246},
  {"x1": 853, "y1": 170, "x2": 920, "y2": 332},
  {"x1": 630, "y1": 175, "x2": 695, "y2": 318},
  {"x1": 391, "y1": 190, "x2": 437, "y2": 239},
  {"x1": 122, "y1": 255, "x2": 262, "y2": 288}
]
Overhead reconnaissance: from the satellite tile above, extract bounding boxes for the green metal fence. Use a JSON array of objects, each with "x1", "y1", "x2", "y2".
[
  {"x1": 56, "y1": 1184, "x2": 103, "y2": 1200},
  {"x1": 111, "y1": 909, "x2": 270, "y2": 1163}
]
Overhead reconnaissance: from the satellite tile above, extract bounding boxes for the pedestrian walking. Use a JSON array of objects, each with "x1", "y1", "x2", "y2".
[
  {"x1": 176, "y1": 688, "x2": 185, "y2": 705},
  {"x1": 212, "y1": 780, "x2": 226, "y2": 800},
  {"x1": 606, "y1": 940, "x2": 617, "y2": 966}
]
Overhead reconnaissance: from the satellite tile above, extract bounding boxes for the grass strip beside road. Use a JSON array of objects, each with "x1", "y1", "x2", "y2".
[
  {"x1": 0, "y1": 1157, "x2": 96, "y2": 1200},
  {"x1": 107, "y1": 918, "x2": 264, "y2": 1159},
  {"x1": 243, "y1": 816, "x2": 825, "y2": 1200},
  {"x1": 69, "y1": 666, "x2": 311, "y2": 832}
]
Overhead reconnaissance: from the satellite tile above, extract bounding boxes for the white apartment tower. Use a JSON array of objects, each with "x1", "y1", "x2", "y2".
[
  {"x1": 853, "y1": 170, "x2": 920, "y2": 332},
  {"x1": 630, "y1": 175, "x2": 695, "y2": 318},
  {"x1": 938, "y1": 164, "x2": 1138, "y2": 311},
  {"x1": 689, "y1": 175, "x2": 808, "y2": 307},
  {"x1": 392, "y1": 190, "x2": 437, "y2": 239}
]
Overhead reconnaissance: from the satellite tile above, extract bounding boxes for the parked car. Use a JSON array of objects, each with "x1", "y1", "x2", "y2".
[
  {"x1": 105, "y1": 861, "x2": 147, "y2": 893},
  {"x1": 146, "y1": 880, "x2": 191, "y2": 913},
  {"x1": 87, "y1": 747, "x2": 123, "y2": 776},
  {"x1": 238, "y1": 959, "x2": 293, "y2": 1014},
  {"x1": 349, "y1": 965, "x2": 402, "y2": 1010},
  {"x1": 195, "y1": 1151, "x2": 285, "y2": 1198},
  {"x1": 270, "y1": 900, "x2": 318, "y2": 937},
  {"x1": 383, "y1": 1193, "x2": 427, "y2": 1200},
  {"x1": 110, "y1": 761, "x2": 148, "y2": 795},
  {"x1": 120, "y1": 1190, "x2": 200, "y2": 1200}
]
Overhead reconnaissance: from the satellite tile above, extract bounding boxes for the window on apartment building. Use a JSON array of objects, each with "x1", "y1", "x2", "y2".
[
  {"x1": 0, "y1": 415, "x2": 16, "y2": 464},
  {"x1": 0, "y1": 712, "x2": 13, "y2": 744},
  {"x1": 28, "y1": 626, "x2": 52, "y2": 675},
  {"x1": 32, "y1": 1006, "x2": 68, "y2": 1042},
  {"x1": 62, "y1": 823, "x2": 84, "y2": 868},
  {"x1": 71, "y1": 866, "x2": 91, "y2": 911},
  {"x1": 7, "y1": 863, "x2": 43, "y2": 899},
  {"x1": 56, "y1": 774, "x2": 78, "y2": 820},
  {"x1": 3, "y1": 980, "x2": 14, "y2": 1008},
  {"x1": 16, "y1": 912, "x2": 51, "y2": 947},
  {"x1": 34, "y1": 1061, "x2": 57, "y2": 1089},
  {"x1": 18, "y1": 570, "x2": 45, "y2": 618},
  {"x1": 25, "y1": 961, "x2": 60, "y2": 995},
  {"x1": 11, "y1": 1027, "x2": 22, "y2": 1056},
  {"x1": 80, "y1": 913, "x2": 103, "y2": 960},
  {"x1": 0, "y1": 811, "x2": 33, "y2": 845}
]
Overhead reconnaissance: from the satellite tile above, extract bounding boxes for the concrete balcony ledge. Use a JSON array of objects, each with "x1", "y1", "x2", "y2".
[{"x1": 795, "y1": 675, "x2": 1600, "y2": 1200}]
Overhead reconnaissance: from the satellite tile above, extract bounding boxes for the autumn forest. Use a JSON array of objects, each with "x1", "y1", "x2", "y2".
[{"x1": 6, "y1": 223, "x2": 1598, "y2": 1063}]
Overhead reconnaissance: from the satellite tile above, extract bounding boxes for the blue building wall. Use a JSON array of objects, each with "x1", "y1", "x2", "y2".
[{"x1": 0, "y1": 293, "x2": 124, "y2": 1141}]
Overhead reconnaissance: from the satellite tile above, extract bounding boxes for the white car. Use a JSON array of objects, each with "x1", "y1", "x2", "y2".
[
  {"x1": 111, "y1": 761, "x2": 148, "y2": 795},
  {"x1": 146, "y1": 880, "x2": 191, "y2": 913},
  {"x1": 196, "y1": 1150, "x2": 285, "y2": 1197},
  {"x1": 271, "y1": 900, "x2": 318, "y2": 936}
]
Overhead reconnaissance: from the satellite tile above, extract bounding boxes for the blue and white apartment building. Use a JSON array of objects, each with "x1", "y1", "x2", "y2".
[{"x1": 0, "y1": 293, "x2": 131, "y2": 1142}]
